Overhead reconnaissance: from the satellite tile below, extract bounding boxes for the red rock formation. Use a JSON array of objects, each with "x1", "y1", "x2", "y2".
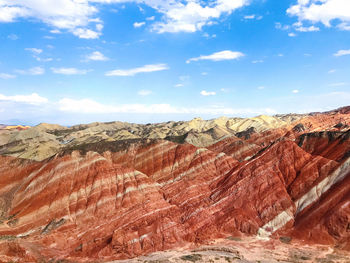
[
  {"x1": 0, "y1": 108, "x2": 349, "y2": 262},
  {"x1": 296, "y1": 130, "x2": 350, "y2": 161},
  {"x1": 284, "y1": 166, "x2": 350, "y2": 248},
  {"x1": 0, "y1": 151, "x2": 186, "y2": 261},
  {"x1": 293, "y1": 110, "x2": 350, "y2": 132},
  {"x1": 207, "y1": 128, "x2": 287, "y2": 161}
]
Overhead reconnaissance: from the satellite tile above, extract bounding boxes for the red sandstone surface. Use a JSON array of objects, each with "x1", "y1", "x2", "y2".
[{"x1": 0, "y1": 107, "x2": 349, "y2": 262}]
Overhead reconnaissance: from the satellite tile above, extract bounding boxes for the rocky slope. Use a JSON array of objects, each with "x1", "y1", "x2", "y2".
[{"x1": 0, "y1": 106, "x2": 349, "y2": 262}]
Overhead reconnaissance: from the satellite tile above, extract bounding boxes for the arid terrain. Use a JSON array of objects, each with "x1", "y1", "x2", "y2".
[{"x1": 0, "y1": 106, "x2": 349, "y2": 262}]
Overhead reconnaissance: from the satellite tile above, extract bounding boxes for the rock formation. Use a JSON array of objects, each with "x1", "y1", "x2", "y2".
[{"x1": 0, "y1": 106, "x2": 349, "y2": 262}]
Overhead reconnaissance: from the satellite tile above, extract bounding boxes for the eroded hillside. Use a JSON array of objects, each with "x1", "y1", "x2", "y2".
[{"x1": 0, "y1": 106, "x2": 349, "y2": 262}]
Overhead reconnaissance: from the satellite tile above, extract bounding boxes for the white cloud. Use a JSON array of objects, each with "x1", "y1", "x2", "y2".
[
  {"x1": 292, "y1": 89, "x2": 299, "y2": 93},
  {"x1": 58, "y1": 98, "x2": 106, "y2": 114},
  {"x1": 277, "y1": 53, "x2": 284, "y2": 57},
  {"x1": 294, "y1": 25, "x2": 320, "y2": 32},
  {"x1": 150, "y1": 0, "x2": 248, "y2": 33},
  {"x1": 137, "y1": 5, "x2": 144, "y2": 12},
  {"x1": 105, "y1": 63, "x2": 169, "y2": 76},
  {"x1": 96, "y1": 23, "x2": 103, "y2": 31},
  {"x1": 72, "y1": 27, "x2": 101, "y2": 39},
  {"x1": 244, "y1": 14, "x2": 262, "y2": 20},
  {"x1": 25, "y1": 48, "x2": 43, "y2": 54},
  {"x1": 86, "y1": 51, "x2": 109, "y2": 61},
  {"x1": 287, "y1": 0, "x2": 350, "y2": 30},
  {"x1": 252, "y1": 60, "x2": 263, "y2": 64},
  {"x1": 15, "y1": 67, "x2": 45, "y2": 75},
  {"x1": 0, "y1": 0, "x2": 250, "y2": 37},
  {"x1": 0, "y1": 93, "x2": 48, "y2": 105},
  {"x1": 244, "y1": 14, "x2": 255, "y2": 19},
  {"x1": 200, "y1": 90, "x2": 216, "y2": 96},
  {"x1": 36, "y1": 57, "x2": 53, "y2": 62},
  {"x1": 50, "y1": 29, "x2": 61, "y2": 34},
  {"x1": 202, "y1": 32, "x2": 216, "y2": 38},
  {"x1": 334, "y1": 49, "x2": 350, "y2": 57},
  {"x1": 186, "y1": 50, "x2": 244, "y2": 63},
  {"x1": 328, "y1": 69, "x2": 336, "y2": 73},
  {"x1": 58, "y1": 97, "x2": 277, "y2": 116},
  {"x1": 337, "y1": 22, "x2": 350, "y2": 30},
  {"x1": 0, "y1": 0, "x2": 98, "y2": 37},
  {"x1": 275, "y1": 22, "x2": 290, "y2": 30},
  {"x1": 257, "y1": 86, "x2": 265, "y2": 90},
  {"x1": 89, "y1": 17, "x2": 102, "y2": 23},
  {"x1": 51, "y1": 67, "x2": 89, "y2": 75},
  {"x1": 275, "y1": 22, "x2": 307, "y2": 37},
  {"x1": 146, "y1": 16, "x2": 155, "y2": 21},
  {"x1": 133, "y1": 21, "x2": 145, "y2": 28},
  {"x1": 138, "y1": 90, "x2": 152, "y2": 96},
  {"x1": 328, "y1": 82, "x2": 346, "y2": 87},
  {"x1": 7, "y1": 34, "x2": 18, "y2": 40},
  {"x1": 174, "y1": 83, "x2": 184, "y2": 88},
  {"x1": 0, "y1": 5, "x2": 28, "y2": 22},
  {"x1": 58, "y1": 98, "x2": 181, "y2": 114},
  {"x1": 25, "y1": 48, "x2": 53, "y2": 62},
  {"x1": 0, "y1": 73, "x2": 16, "y2": 79}
]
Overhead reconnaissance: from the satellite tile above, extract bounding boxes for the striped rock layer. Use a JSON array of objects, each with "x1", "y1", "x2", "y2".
[{"x1": 0, "y1": 108, "x2": 349, "y2": 262}]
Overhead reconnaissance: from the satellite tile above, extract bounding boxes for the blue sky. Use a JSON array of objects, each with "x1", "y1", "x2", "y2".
[{"x1": 0, "y1": 0, "x2": 350, "y2": 125}]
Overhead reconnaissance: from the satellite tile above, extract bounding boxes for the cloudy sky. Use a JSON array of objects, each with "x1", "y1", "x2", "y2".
[{"x1": 0, "y1": 0, "x2": 350, "y2": 125}]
